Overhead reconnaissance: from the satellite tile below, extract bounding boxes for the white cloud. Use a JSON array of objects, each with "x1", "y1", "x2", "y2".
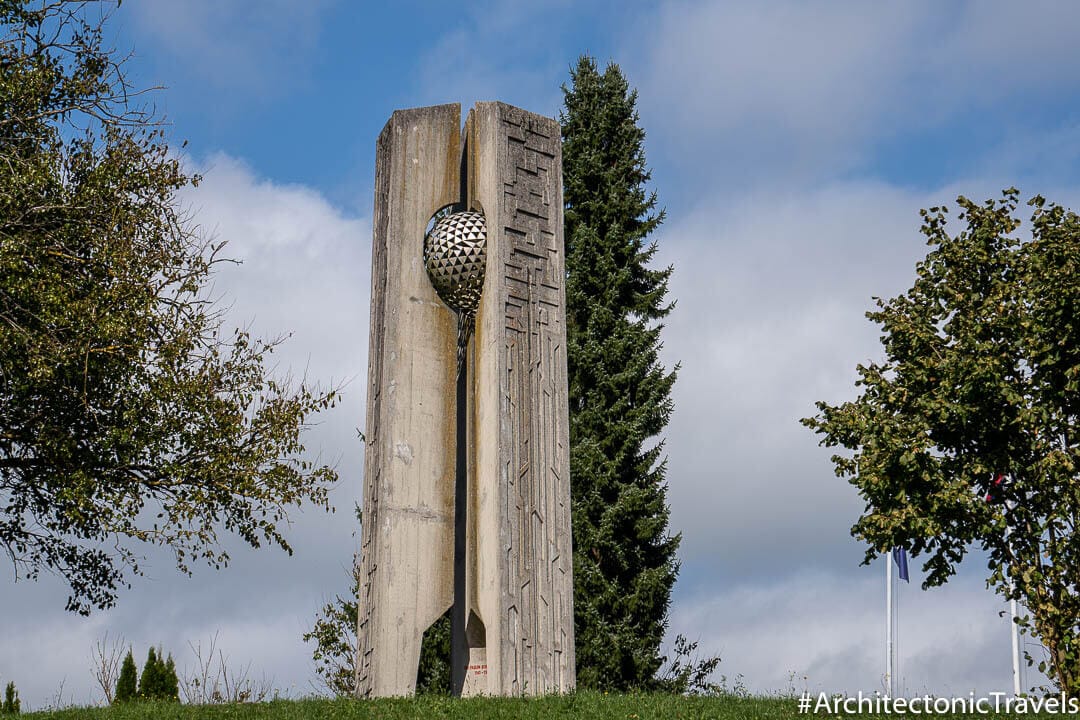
[
  {"x1": 667, "y1": 567, "x2": 1047, "y2": 697},
  {"x1": 653, "y1": 166, "x2": 1079, "y2": 691},
  {"x1": 657, "y1": 181, "x2": 935, "y2": 569},
  {"x1": 654, "y1": 172, "x2": 1079, "y2": 573},
  {"x1": 642, "y1": 3, "x2": 918, "y2": 140},
  {"x1": 184, "y1": 151, "x2": 371, "y2": 491},
  {"x1": 630, "y1": 0, "x2": 1080, "y2": 189},
  {"x1": 927, "y1": 1, "x2": 1080, "y2": 105}
]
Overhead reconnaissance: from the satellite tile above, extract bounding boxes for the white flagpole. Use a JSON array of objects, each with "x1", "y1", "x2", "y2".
[
  {"x1": 886, "y1": 552, "x2": 893, "y2": 697},
  {"x1": 1011, "y1": 596, "x2": 1021, "y2": 695},
  {"x1": 1004, "y1": 500, "x2": 1021, "y2": 696}
]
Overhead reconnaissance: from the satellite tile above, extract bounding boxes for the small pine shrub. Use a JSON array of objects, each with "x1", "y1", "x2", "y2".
[
  {"x1": 1, "y1": 681, "x2": 19, "y2": 715},
  {"x1": 162, "y1": 654, "x2": 179, "y2": 701},
  {"x1": 136, "y1": 646, "x2": 179, "y2": 702},
  {"x1": 116, "y1": 650, "x2": 138, "y2": 703},
  {"x1": 138, "y1": 647, "x2": 158, "y2": 700}
]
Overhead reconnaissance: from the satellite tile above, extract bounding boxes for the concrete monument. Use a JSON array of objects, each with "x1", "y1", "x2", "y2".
[{"x1": 356, "y1": 102, "x2": 575, "y2": 697}]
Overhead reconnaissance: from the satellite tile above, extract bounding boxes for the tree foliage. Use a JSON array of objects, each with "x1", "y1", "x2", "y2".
[
  {"x1": 560, "y1": 55, "x2": 681, "y2": 690},
  {"x1": 303, "y1": 553, "x2": 360, "y2": 696},
  {"x1": 414, "y1": 612, "x2": 450, "y2": 695},
  {"x1": 136, "y1": 646, "x2": 178, "y2": 702},
  {"x1": 1, "y1": 681, "x2": 18, "y2": 715},
  {"x1": 804, "y1": 189, "x2": 1080, "y2": 695},
  {"x1": 115, "y1": 649, "x2": 137, "y2": 703},
  {"x1": 137, "y1": 647, "x2": 158, "y2": 700},
  {"x1": 0, "y1": 1, "x2": 338, "y2": 613},
  {"x1": 656, "y1": 635, "x2": 722, "y2": 696}
]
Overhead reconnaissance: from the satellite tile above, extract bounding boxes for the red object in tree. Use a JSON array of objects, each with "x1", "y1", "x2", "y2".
[{"x1": 986, "y1": 473, "x2": 1005, "y2": 503}]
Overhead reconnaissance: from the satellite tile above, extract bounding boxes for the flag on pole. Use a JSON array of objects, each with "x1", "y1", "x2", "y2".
[{"x1": 892, "y1": 547, "x2": 909, "y2": 582}]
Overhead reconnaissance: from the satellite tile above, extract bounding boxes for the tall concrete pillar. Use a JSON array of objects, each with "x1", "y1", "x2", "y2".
[
  {"x1": 357, "y1": 102, "x2": 574, "y2": 697},
  {"x1": 355, "y1": 104, "x2": 460, "y2": 697}
]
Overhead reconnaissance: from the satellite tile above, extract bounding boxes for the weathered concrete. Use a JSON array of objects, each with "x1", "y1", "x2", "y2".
[
  {"x1": 465, "y1": 102, "x2": 575, "y2": 695},
  {"x1": 356, "y1": 105, "x2": 460, "y2": 698},
  {"x1": 357, "y1": 102, "x2": 575, "y2": 697}
]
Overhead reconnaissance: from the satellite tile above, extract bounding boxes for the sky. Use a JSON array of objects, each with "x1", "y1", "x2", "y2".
[{"x1": 4, "y1": 0, "x2": 1080, "y2": 709}]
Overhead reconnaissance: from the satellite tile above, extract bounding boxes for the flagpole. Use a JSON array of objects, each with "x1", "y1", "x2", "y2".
[
  {"x1": 886, "y1": 552, "x2": 893, "y2": 697},
  {"x1": 1010, "y1": 596, "x2": 1021, "y2": 695},
  {"x1": 1005, "y1": 499, "x2": 1021, "y2": 696},
  {"x1": 1002, "y1": 492, "x2": 1019, "y2": 695}
]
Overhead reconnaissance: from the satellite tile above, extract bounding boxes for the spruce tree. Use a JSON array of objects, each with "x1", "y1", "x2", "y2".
[
  {"x1": 560, "y1": 56, "x2": 681, "y2": 690},
  {"x1": 115, "y1": 650, "x2": 137, "y2": 703}
]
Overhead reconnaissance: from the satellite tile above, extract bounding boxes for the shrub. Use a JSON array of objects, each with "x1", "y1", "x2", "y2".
[
  {"x1": 138, "y1": 646, "x2": 179, "y2": 702},
  {"x1": 115, "y1": 650, "x2": 138, "y2": 703},
  {"x1": 1, "y1": 681, "x2": 19, "y2": 715}
]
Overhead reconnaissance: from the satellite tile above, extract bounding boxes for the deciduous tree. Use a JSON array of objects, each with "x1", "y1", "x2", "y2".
[
  {"x1": 1, "y1": 1, "x2": 337, "y2": 613},
  {"x1": 804, "y1": 189, "x2": 1080, "y2": 695}
]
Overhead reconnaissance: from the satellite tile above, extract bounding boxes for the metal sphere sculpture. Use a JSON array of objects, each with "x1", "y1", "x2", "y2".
[{"x1": 423, "y1": 210, "x2": 487, "y2": 316}]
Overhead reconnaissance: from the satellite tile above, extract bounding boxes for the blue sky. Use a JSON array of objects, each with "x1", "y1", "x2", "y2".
[{"x1": 4, "y1": 0, "x2": 1080, "y2": 709}]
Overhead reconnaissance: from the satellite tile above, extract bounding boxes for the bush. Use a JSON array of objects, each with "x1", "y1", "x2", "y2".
[
  {"x1": 138, "y1": 646, "x2": 179, "y2": 702},
  {"x1": 137, "y1": 647, "x2": 157, "y2": 700},
  {"x1": 1, "y1": 681, "x2": 19, "y2": 715},
  {"x1": 115, "y1": 650, "x2": 138, "y2": 703},
  {"x1": 114, "y1": 645, "x2": 179, "y2": 703},
  {"x1": 657, "y1": 635, "x2": 722, "y2": 695}
]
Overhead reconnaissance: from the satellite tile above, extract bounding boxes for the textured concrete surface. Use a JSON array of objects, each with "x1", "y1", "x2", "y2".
[
  {"x1": 357, "y1": 102, "x2": 575, "y2": 697},
  {"x1": 466, "y1": 102, "x2": 575, "y2": 696},
  {"x1": 356, "y1": 104, "x2": 460, "y2": 698}
]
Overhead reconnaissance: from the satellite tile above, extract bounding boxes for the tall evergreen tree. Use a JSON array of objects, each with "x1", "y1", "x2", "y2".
[
  {"x1": 115, "y1": 650, "x2": 138, "y2": 703},
  {"x1": 560, "y1": 56, "x2": 681, "y2": 690}
]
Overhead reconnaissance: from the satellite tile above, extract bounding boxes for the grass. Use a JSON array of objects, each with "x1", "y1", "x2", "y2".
[
  {"x1": 21, "y1": 693, "x2": 800, "y2": 720},
  {"x1": 19, "y1": 691, "x2": 1052, "y2": 720}
]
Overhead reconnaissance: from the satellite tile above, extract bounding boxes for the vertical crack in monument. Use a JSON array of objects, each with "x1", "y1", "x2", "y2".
[{"x1": 356, "y1": 103, "x2": 576, "y2": 697}]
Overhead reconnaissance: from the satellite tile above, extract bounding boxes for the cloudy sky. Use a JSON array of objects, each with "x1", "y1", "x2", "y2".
[{"x1": 4, "y1": 0, "x2": 1080, "y2": 709}]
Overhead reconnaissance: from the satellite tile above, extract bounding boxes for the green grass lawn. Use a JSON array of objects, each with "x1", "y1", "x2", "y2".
[
  {"x1": 22, "y1": 693, "x2": 801, "y2": 720},
  {"x1": 19, "y1": 692, "x2": 1048, "y2": 720}
]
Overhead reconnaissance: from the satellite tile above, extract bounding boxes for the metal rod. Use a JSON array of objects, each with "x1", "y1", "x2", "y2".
[
  {"x1": 1011, "y1": 596, "x2": 1021, "y2": 696},
  {"x1": 1005, "y1": 502, "x2": 1021, "y2": 696},
  {"x1": 451, "y1": 324, "x2": 469, "y2": 696},
  {"x1": 886, "y1": 552, "x2": 893, "y2": 697}
]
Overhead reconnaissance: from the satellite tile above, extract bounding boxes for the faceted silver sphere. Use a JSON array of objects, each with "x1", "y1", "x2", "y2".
[{"x1": 423, "y1": 210, "x2": 487, "y2": 315}]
